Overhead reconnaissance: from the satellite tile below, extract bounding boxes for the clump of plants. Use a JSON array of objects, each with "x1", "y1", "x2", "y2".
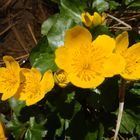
[{"x1": 0, "y1": 0, "x2": 140, "y2": 139}]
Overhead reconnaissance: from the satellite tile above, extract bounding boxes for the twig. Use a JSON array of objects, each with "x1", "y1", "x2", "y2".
[
  {"x1": 109, "y1": 27, "x2": 132, "y2": 30},
  {"x1": 27, "y1": 23, "x2": 37, "y2": 45},
  {"x1": 38, "y1": 1, "x2": 47, "y2": 20},
  {"x1": 11, "y1": 25, "x2": 29, "y2": 54},
  {"x1": 0, "y1": 24, "x2": 15, "y2": 36},
  {"x1": 1, "y1": 0, "x2": 12, "y2": 9},
  {"x1": 107, "y1": 14, "x2": 132, "y2": 30},
  {"x1": 114, "y1": 79, "x2": 126, "y2": 140}
]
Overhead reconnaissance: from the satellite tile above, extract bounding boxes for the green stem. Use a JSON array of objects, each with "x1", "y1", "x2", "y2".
[{"x1": 114, "y1": 79, "x2": 126, "y2": 140}]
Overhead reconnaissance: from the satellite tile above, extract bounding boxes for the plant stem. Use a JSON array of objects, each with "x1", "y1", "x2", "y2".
[{"x1": 114, "y1": 79, "x2": 126, "y2": 140}]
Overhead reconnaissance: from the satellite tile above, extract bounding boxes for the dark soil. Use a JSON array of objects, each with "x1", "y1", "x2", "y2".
[{"x1": 0, "y1": 0, "x2": 58, "y2": 66}]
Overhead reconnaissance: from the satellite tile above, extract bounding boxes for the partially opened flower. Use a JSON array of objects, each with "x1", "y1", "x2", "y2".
[
  {"x1": 55, "y1": 26, "x2": 125, "y2": 88},
  {"x1": 54, "y1": 70, "x2": 69, "y2": 88},
  {"x1": 115, "y1": 31, "x2": 140, "y2": 80},
  {"x1": 17, "y1": 68, "x2": 54, "y2": 106},
  {"x1": 81, "y1": 12, "x2": 93, "y2": 27},
  {"x1": 0, "y1": 122, "x2": 7, "y2": 140},
  {"x1": 92, "y1": 12, "x2": 106, "y2": 26},
  {"x1": 0, "y1": 56, "x2": 20, "y2": 100},
  {"x1": 81, "y1": 12, "x2": 106, "y2": 27}
]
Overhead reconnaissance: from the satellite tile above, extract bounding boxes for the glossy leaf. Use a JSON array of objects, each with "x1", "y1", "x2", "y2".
[
  {"x1": 6, "y1": 114, "x2": 26, "y2": 140},
  {"x1": 108, "y1": 1, "x2": 120, "y2": 10},
  {"x1": 8, "y1": 97, "x2": 25, "y2": 116},
  {"x1": 92, "y1": 0, "x2": 109, "y2": 12},
  {"x1": 24, "y1": 117, "x2": 47, "y2": 140},
  {"x1": 130, "y1": 82, "x2": 140, "y2": 96},
  {"x1": 29, "y1": 36, "x2": 57, "y2": 74},
  {"x1": 41, "y1": 14, "x2": 76, "y2": 49},
  {"x1": 60, "y1": 0, "x2": 87, "y2": 23},
  {"x1": 120, "y1": 110, "x2": 140, "y2": 134}
]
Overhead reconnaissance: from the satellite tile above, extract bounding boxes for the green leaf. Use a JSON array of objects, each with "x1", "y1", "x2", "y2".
[
  {"x1": 130, "y1": 82, "x2": 140, "y2": 96},
  {"x1": 41, "y1": 14, "x2": 59, "y2": 36},
  {"x1": 124, "y1": 0, "x2": 135, "y2": 5},
  {"x1": 29, "y1": 36, "x2": 57, "y2": 74},
  {"x1": 91, "y1": 25, "x2": 112, "y2": 39},
  {"x1": 67, "y1": 110, "x2": 104, "y2": 140},
  {"x1": 108, "y1": 1, "x2": 120, "y2": 10},
  {"x1": 60, "y1": 0, "x2": 87, "y2": 23},
  {"x1": 128, "y1": 2, "x2": 140, "y2": 8},
  {"x1": 136, "y1": 125, "x2": 140, "y2": 138},
  {"x1": 92, "y1": 0, "x2": 109, "y2": 12},
  {"x1": 129, "y1": 136, "x2": 137, "y2": 140},
  {"x1": 120, "y1": 110, "x2": 140, "y2": 134},
  {"x1": 8, "y1": 97, "x2": 25, "y2": 116},
  {"x1": 85, "y1": 123, "x2": 104, "y2": 140},
  {"x1": 41, "y1": 14, "x2": 76, "y2": 49},
  {"x1": 65, "y1": 91, "x2": 75, "y2": 103},
  {"x1": 55, "y1": 117, "x2": 65, "y2": 137},
  {"x1": 6, "y1": 114, "x2": 27, "y2": 140},
  {"x1": 24, "y1": 117, "x2": 47, "y2": 140}
]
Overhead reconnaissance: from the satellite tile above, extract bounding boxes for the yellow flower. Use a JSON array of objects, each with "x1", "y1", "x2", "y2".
[
  {"x1": 0, "y1": 56, "x2": 20, "y2": 100},
  {"x1": 17, "y1": 68, "x2": 54, "y2": 106},
  {"x1": 115, "y1": 31, "x2": 140, "y2": 80},
  {"x1": 92, "y1": 12, "x2": 106, "y2": 27},
  {"x1": 55, "y1": 26, "x2": 125, "y2": 88},
  {"x1": 81, "y1": 12, "x2": 93, "y2": 27},
  {"x1": 81, "y1": 12, "x2": 106, "y2": 27},
  {"x1": 54, "y1": 70, "x2": 69, "y2": 88},
  {"x1": 0, "y1": 122, "x2": 7, "y2": 140}
]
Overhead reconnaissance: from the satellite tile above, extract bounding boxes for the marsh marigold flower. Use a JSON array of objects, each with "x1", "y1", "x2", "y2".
[
  {"x1": 115, "y1": 31, "x2": 140, "y2": 80},
  {"x1": 55, "y1": 26, "x2": 125, "y2": 88},
  {"x1": 0, "y1": 56, "x2": 20, "y2": 100},
  {"x1": 0, "y1": 122, "x2": 7, "y2": 140},
  {"x1": 81, "y1": 12, "x2": 106, "y2": 27},
  {"x1": 54, "y1": 70, "x2": 69, "y2": 88},
  {"x1": 16, "y1": 68, "x2": 54, "y2": 106}
]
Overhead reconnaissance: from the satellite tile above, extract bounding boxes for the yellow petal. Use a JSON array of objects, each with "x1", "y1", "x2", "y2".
[
  {"x1": 0, "y1": 68, "x2": 20, "y2": 101},
  {"x1": 102, "y1": 54, "x2": 126, "y2": 77},
  {"x1": 81, "y1": 12, "x2": 93, "y2": 27},
  {"x1": 18, "y1": 68, "x2": 54, "y2": 106},
  {"x1": 31, "y1": 68, "x2": 42, "y2": 81},
  {"x1": 115, "y1": 31, "x2": 129, "y2": 54},
  {"x1": 68, "y1": 72, "x2": 104, "y2": 88},
  {"x1": 40, "y1": 70, "x2": 54, "y2": 94},
  {"x1": 0, "y1": 56, "x2": 20, "y2": 100},
  {"x1": 92, "y1": 35, "x2": 115, "y2": 56},
  {"x1": 0, "y1": 122, "x2": 7, "y2": 139},
  {"x1": 101, "y1": 13, "x2": 107, "y2": 22},
  {"x1": 65, "y1": 26, "x2": 92, "y2": 48},
  {"x1": 3, "y1": 56, "x2": 20, "y2": 73},
  {"x1": 18, "y1": 68, "x2": 41, "y2": 101},
  {"x1": 92, "y1": 12, "x2": 102, "y2": 26},
  {"x1": 121, "y1": 42, "x2": 140, "y2": 80},
  {"x1": 55, "y1": 46, "x2": 71, "y2": 71},
  {"x1": 25, "y1": 93, "x2": 45, "y2": 106},
  {"x1": 121, "y1": 63, "x2": 140, "y2": 80},
  {"x1": 125, "y1": 42, "x2": 140, "y2": 58},
  {"x1": 20, "y1": 68, "x2": 41, "y2": 82}
]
